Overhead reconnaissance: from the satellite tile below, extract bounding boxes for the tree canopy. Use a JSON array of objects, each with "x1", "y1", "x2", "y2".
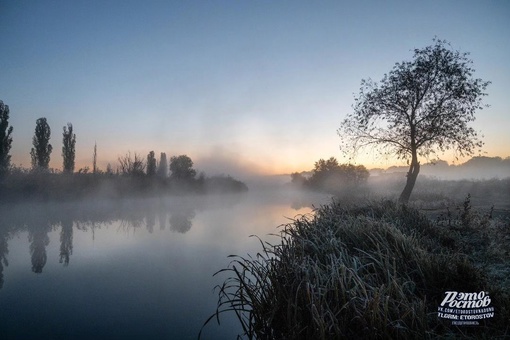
[
  {"x1": 169, "y1": 155, "x2": 196, "y2": 181},
  {"x1": 62, "y1": 123, "x2": 76, "y2": 174},
  {"x1": 339, "y1": 39, "x2": 490, "y2": 202},
  {"x1": 308, "y1": 157, "x2": 369, "y2": 191},
  {"x1": 157, "y1": 152, "x2": 168, "y2": 178},
  {"x1": 146, "y1": 151, "x2": 157, "y2": 177},
  {"x1": 291, "y1": 157, "x2": 369, "y2": 194},
  {"x1": 0, "y1": 101, "x2": 13, "y2": 178},
  {"x1": 30, "y1": 118, "x2": 53, "y2": 172}
]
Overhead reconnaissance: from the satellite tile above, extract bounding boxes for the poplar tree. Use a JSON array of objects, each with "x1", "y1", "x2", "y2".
[
  {"x1": 62, "y1": 123, "x2": 76, "y2": 174},
  {"x1": 31, "y1": 118, "x2": 53, "y2": 171},
  {"x1": 93, "y1": 142, "x2": 97, "y2": 174},
  {"x1": 157, "y1": 152, "x2": 168, "y2": 178},
  {"x1": 147, "y1": 151, "x2": 157, "y2": 177},
  {"x1": 0, "y1": 101, "x2": 13, "y2": 178}
]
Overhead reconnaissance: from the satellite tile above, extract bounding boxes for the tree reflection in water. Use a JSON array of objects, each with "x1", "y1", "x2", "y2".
[
  {"x1": 28, "y1": 223, "x2": 50, "y2": 273},
  {"x1": 158, "y1": 210, "x2": 167, "y2": 231},
  {"x1": 0, "y1": 196, "x2": 224, "y2": 285},
  {"x1": 169, "y1": 209, "x2": 195, "y2": 233},
  {"x1": 146, "y1": 211, "x2": 156, "y2": 233},
  {"x1": 0, "y1": 229, "x2": 8, "y2": 289},
  {"x1": 59, "y1": 217, "x2": 73, "y2": 266}
]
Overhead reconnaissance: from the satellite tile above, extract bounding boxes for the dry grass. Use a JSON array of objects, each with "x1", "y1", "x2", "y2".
[{"x1": 202, "y1": 199, "x2": 510, "y2": 339}]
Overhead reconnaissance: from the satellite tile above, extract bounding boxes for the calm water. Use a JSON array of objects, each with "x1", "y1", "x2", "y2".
[{"x1": 0, "y1": 190, "x2": 330, "y2": 339}]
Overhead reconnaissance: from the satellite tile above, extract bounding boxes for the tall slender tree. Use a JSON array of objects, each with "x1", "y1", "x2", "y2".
[
  {"x1": 157, "y1": 152, "x2": 168, "y2": 178},
  {"x1": 93, "y1": 142, "x2": 97, "y2": 174},
  {"x1": 30, "y1": 118, "x2": 52, "y2": 171},
  {"x1": 62, "y1": 123, "x2": 76, "y2": 174},
  {"x1": 0, "y1": 101, "x2": 13, "y2": 178},
  {"x1": 147, "y1": 151, "x2": 156, "y2": 177}
]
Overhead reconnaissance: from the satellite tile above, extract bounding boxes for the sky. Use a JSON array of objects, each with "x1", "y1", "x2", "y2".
[{"x1": 1, "y1": 1, "x2": 509, "y2": 176}]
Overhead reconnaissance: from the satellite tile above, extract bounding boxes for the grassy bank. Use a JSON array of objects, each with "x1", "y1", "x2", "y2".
[{"x1": 205, "y1": 199, "x2": 510, "y2": 339}]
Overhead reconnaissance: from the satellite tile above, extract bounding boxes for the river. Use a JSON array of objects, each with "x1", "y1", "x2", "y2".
[{"x1": 0, "y1": 189, "x2": 331, "y2": 339}]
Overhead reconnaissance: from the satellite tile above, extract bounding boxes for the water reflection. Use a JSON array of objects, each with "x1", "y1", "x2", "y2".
[
  {"x1": 0, "y1": 191, "x2": 331, "y2": 339},
  {"x1": 0, "y1": 192, "x2": 327, "y2": 288},
  {"x1": 59, "y1": 217, "x2": 73, "y2": 266},
  {"x1": 169, "y1": 204, "x2": 196, "y2": 233},
  {"x1": 0, "y1": 228, "x2": 8, "y2": 289},
  {"x1": 29, "y1": 222, "x2": 50, "y2": 273},
  {"x1": 158, "y1": 210, "x2": 167, "y2": 231},
  {"x1": 0, "y1": 195, "x2": 234, "y2": 285},
  {"x1": 146, "y1": 210, "x2": 156, "y2": 233}
]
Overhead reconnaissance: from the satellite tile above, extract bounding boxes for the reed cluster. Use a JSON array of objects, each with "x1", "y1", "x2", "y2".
[{"x1": 204, "y1": 200, "x2": 509, "y2": 339}]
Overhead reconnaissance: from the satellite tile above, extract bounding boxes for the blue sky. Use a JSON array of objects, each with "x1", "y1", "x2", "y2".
[{"x1": 1, "y1": 1, "x2": 509, "y2": 176}]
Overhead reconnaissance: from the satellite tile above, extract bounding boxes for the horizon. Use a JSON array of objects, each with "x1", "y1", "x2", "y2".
[{"x1": 2, "y1": 2, "x2": 509, "y2": 176}]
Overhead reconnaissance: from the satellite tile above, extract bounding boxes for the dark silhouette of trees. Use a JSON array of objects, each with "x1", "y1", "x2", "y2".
[
  {"x1": 306, "y1": 157, "x2": 369, "y2": 192},
  {"x1": 62, "y1": 123, "x2": 76, "y2": 174},
  {"x1": 146, "y1": 151, "x2": 156, "y2": 177},
  {"x1": 93, "y1": 142, "x2": 98, "y2": 174},
  {"x1": 0, "y1": 100, "x2": 13, "y2": 178},
  {"x1": 308, "y1": 157, "x2": 342, "y2": 189},
  {"x1": 169, "y1": 155, "x2": 196, "y2": 181},
  {"x1": 290, "y1": 157, "x2": 369, "y2": 194},
  {"x1": 290, "y1": 172, "x2": 307, "y2": 187},
  {"x1": 106, "y1": 163, "x2": 114, "y2": 175},
  {"x1": 157, "y1": 152, "x2": 168, "y2": 178},
  {"x1": 339, "y1": 39, "x2": 490, "y2": 203},
  {"x1": 118, "y1": 152, "x2": 145, "y2": 176},
  {"x1": 30, "y1": 118, "x2": 53, "y2": 172}
]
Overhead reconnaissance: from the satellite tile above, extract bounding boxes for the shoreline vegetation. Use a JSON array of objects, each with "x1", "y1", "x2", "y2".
[
  {"x1": 0, "y1": 169, "x2": 248, "y2": 204},
  {"x1": 204, "y1": 197, "x2": 510, "y2": 339},
  {"x1": 0, "y1": 103, "x2": 248, "y2": 203}
]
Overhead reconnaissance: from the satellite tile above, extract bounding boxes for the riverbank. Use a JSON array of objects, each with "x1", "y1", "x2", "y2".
[{"x1": 207, "y1": 199, "x2": 510, "y2": 339}]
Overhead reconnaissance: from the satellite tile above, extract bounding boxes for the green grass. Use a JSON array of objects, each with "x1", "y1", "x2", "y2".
[{"x1": 203, "y1": 199, "x2": 510, "y2": 339}]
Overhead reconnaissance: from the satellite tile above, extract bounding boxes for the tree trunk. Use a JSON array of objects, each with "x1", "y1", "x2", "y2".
[{"x1": 399, "y1": 158, "x2": 420, "y2": 203}]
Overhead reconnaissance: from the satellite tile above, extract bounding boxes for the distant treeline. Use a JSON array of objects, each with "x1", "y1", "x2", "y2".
[
  {"x1": 290, "y1": 157, "x2": 369, "y2": 194},
  {"x1": 0, "y1": 168, "x2": 248, "y2": 203},
  {"x1": 0, "y1": 102, "x2": 247, "y2": 202},
  {"x1": 376, "y1": 156, "x2": 510, "y2": 179}
]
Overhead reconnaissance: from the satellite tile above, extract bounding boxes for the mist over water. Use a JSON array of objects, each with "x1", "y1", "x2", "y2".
[
  {"x1": 1, "y1": 156, "x2": 508, "y2": 339},
  {"x1": 0, "y1": 188, "x2": 331, "y2": 339}
]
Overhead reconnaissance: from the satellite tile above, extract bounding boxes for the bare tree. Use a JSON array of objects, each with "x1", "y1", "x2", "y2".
[
  {"x1": 118, "y1": 152, "x2": 146, "y2": 176},
  {"x1": 339, "y1": 39, "x2": 489, "y2": 203}
]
